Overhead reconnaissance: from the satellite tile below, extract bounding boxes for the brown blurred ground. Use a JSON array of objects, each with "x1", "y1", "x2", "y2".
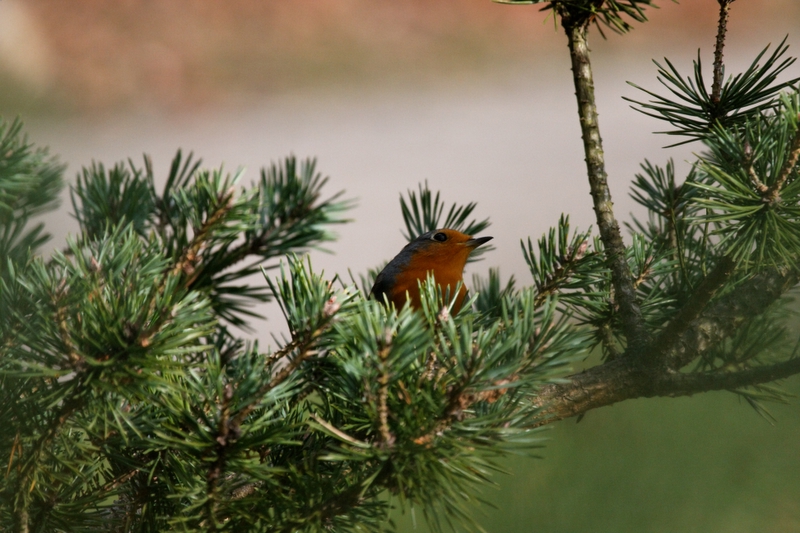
[{"x1": 2, "y1": 0, "x2": 799, "y2": 115}]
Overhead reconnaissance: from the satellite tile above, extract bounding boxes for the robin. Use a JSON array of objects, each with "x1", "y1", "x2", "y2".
[{"x1": 371, "y1": 228, "x2": 493, "y2": 314}]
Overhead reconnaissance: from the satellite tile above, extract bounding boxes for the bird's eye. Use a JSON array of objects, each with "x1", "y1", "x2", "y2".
[{"x1": 432, "y1": 232, "x2": 447, "y2": 242}]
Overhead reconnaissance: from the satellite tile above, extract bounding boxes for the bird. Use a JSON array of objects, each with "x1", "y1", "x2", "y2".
[{"x1": 371, "y1": 228, "x2": 493, "y2": 314}]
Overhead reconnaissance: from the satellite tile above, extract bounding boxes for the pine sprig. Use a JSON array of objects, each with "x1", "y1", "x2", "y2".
[
  {"x1": 626, "y1": 38, "x2": 799, "y2": 145},
  {"x1": 688, "y1": 94, "x2": 800, "y2": 269},
  {"x1": 471, "y1": 268, "x2": 517, "y2": 320},
  {"x1": 71, "y1": 160, "x2": 156, "y2": 240},
  {"x1": 67, "y1": 151, "x2": 354, "y2": 329}
]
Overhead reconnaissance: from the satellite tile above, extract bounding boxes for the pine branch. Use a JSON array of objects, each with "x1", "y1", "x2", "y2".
[
  {"x1": 626, "y1": 37, "x2": 798, "y2": 144},
  {"x1": 308, "y1": 463, "x2": 392, "y2": 530},
  {"x1": 596, "y1": 321, "x2": 621, "y2": 360},
  {"x1": 227, "y1": 325, "x2": 324, "y2": 432},
  {"x1": 205, "y1": 382, "x2": 235, "y2": 527},
  {"x1": 5, "y1": 4, "x2": 800, "y2": 530},
  {"x1": 562, "y1": 10, "x2": 649, "y2": 351},
  {"x1": 376, "y1": 343, "x2": 395, "y2": 449}
]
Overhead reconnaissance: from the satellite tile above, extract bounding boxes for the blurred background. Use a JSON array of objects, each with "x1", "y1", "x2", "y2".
[{"x1": 2, "y1": 0, "x2": 800, "y2": 531}]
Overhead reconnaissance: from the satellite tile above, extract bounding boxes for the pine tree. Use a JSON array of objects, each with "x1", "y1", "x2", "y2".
[{"x1": 2, "y1": 1, "x2": 800, "y2": 531}]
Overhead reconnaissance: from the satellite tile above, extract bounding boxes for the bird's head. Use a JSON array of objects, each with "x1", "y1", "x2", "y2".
[{"x1": 404, "y1": 228, "x2": 493, "y2": 271}]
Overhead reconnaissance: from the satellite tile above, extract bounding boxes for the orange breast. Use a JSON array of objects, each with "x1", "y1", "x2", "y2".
[{"x1": 387, "y1": 247, "x2": 470, "y2": 313}]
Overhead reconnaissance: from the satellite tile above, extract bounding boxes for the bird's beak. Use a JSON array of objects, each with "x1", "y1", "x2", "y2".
[{"x1": 465, "y1": 236, "x2": 493, "y2": 249}]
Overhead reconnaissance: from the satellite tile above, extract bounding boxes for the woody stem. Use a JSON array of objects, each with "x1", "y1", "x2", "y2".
[{"x1": 562, "y1": 13, "x2": 649, "y2": 351}]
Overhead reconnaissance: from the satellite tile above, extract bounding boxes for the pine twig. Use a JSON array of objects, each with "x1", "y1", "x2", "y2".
[
  {"x1": 743, "y1": 141, "x2": 769, "y2": 194},
  {"x1": 666, "y1": 265, "x2": 798, "y2": 370},
  {"x1": 600, "y1": 321, "x2": 622, "y2": 360},
  {"x1": 206, "y1": 383, "x2": 235, "y2": 526},
  {"x1": 711, "y1": 0, "x2": 736, "y2": 106},
  {"x1": 763, "y1": 122, "x2": 800, "y2": 204},
  {"x1": 229, "y1": 320, "x2": 332, "y2": 432},
  {"x1": 308, "y1": 414, "x2": 371, "y2": 449},
  {"x1": 53, "y1": 279, "x2": 82, "y2": 369},
  {"x1": 307, "y1": 463, "x2": 393, "y2": 528},
  {"x1": 533, "y1": 238, "x2": 589, "y2": 307},
  {"x1": 413, "y1": 345, "x2": 482, "y2": 447}
]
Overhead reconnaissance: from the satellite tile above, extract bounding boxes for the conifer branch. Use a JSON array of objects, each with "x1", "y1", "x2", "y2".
[
  {"x1": 308, "y1": 414, "x2": 371, "y2": 448},
  {"x1": 561, "y1": 11, "x2": 649, "y2": 351},
  {"x1": 599, "y1": 322, "x2": 621, "y2": 360},
  {"x1": 309, "y1": 464, "x2": 392, "y2": 528},
  {"x1": 54, "y1": 280, "x2": 82, "y2": 369},
  {"x1": 414, "y1": 346, "x2": 483, "y2": 447},
  {"x1": 532, "y1": 346, "x2": 800, "y2": 427},
  {"x1": 206, "y1": 383, "x2": 235, "y2": 526},
  {"x1": 533, "y1": 238, "x2": 589, "y2": 307},
  {"x1": 667, "y1": 266, "x2": 799, "y2": 370}
]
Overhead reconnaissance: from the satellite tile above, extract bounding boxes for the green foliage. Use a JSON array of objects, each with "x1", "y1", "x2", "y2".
[
  {"x1": 521, "y1": 215, "x2": 676, "y2": 359},
  {"x1": 696, "y1": 297, "x2": 799, "y2": 422},
  {"x1": 1, "y1": 224, "x2": 217, "y2": 530},
  {"x1": 308, "y1": 269, "x2": 583, "y2": 532},
  {"x1": 71, "y1": 160, "x2": 155, "y2": 239},
  {"x1": 627, "y1": 160, "x2": 715, "y2": 302},
  {"x1": 471, "y1": 268, "x2": 517, "y2": 320}
]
